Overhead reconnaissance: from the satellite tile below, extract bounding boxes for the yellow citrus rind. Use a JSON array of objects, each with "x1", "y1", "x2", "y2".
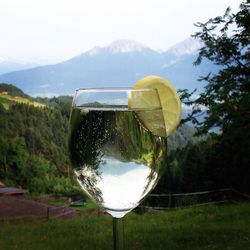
[{"x1": 129, "y1": 75, "x2": 182, "y2": 137}]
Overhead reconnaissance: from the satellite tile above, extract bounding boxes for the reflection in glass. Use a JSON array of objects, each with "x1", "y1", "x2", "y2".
[{"x1": 69, "y1": 93, "x2": 167, "y2": 218}]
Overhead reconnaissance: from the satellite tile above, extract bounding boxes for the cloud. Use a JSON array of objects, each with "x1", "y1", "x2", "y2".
[{"x1": 0, "y1": 0, "x2": 241, "y2": 61}]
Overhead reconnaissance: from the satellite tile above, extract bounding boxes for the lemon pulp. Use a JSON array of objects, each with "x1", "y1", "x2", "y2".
[{"x1": 128, "y1": 75, "x2": 182, "y2": 137}]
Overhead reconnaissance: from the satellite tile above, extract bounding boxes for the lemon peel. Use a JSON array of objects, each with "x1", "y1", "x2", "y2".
[{"x1": 129, "y1": 75, "x2": 182, "y2": 137}]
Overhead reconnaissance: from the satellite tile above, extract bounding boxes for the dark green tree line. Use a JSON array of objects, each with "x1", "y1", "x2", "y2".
[{"x1": 181, "y1": 0, "x2": 250, "y2": 193}]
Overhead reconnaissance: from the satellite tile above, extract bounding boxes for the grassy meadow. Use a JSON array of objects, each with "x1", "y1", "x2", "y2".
[
  {"x1": 46, "y1": 197, "x2": 98, "y2": 211},
  {"x1": 0, "y1": 202, "x2": 249, "y2": 250},
  {"x1": 0, "y1": 93, "x2": 46, "y2": 109}
]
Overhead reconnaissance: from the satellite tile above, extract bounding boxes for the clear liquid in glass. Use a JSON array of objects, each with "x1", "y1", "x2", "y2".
[{"x1": 69, "y1": 107, "x2": 167, "y2": 218}]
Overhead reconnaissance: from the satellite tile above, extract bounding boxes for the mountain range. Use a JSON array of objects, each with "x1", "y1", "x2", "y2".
[
  {"x1": 0, "y1": 58, "x2": 42, "y2": 75},
  {"x1": 0, "y1": 38, "x2": 217, "y2": 96}
]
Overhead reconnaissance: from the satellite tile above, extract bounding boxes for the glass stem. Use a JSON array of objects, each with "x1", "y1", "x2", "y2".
[{"x1": 113, "y1": 217, "x2": 124, "y2": 250}]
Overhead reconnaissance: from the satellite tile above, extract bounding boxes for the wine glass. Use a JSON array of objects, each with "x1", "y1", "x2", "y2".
[{"x1": 69, "y1": 88, "x2": 167, "y2": 249}]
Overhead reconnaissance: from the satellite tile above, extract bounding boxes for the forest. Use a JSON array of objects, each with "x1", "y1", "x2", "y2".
[
  {"x1": 0, "y1": 87, "x2": 81, "y2": 196},
  {"x1": 0, "y1": 84, "x2": 198, "y2": 197}
]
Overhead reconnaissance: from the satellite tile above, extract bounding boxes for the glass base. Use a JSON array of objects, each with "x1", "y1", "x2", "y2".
[{"x1": 106, "y1": 208, "x2": 132, "y2": 218}]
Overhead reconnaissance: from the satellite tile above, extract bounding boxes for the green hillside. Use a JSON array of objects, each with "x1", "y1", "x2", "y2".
[
  {"x1": 0, "y1": 94, "x2": 12, "y2": 109},
  {"x1": 0, "y1": 83, "x2": 29, "y2": 97},
  {"x1": 0, "y1": 89, "x2": 197, "y2": 197},
  {"x1": 0, "y1": 87, "x2": 80, "y2": 197},
  {"x1": 0, "y1": 83, "x2": 46, "y2": 109},
  {"x1": 0, "y1": 93, "x2": 46, "y2": 110},
  {"x1": 0, "y1": 83, "x2": 218, "y2": 198}
]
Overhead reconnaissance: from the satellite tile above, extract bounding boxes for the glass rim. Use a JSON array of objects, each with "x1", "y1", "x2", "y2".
[
  {"x1": 76, "y1": 87, "x2": 130, "y2": 91},
  {"x1": 75, "y1": 87, "x2": 156, "y2": 93},
  {"x1": 72, "y1": 87, "x2": 161, "y2": 111}
]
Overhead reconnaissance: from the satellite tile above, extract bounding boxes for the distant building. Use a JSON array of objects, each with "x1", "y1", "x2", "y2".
[
  {"x1": 0, "y1": 91, "x2": 8, "y2": 95},
  {"x1": 0, "y1": 181, "x2": 27, "y2": 196}
]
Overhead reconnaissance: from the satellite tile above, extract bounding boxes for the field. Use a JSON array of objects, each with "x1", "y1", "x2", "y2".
[
  {"x1": 0, "y1": 93, "x2": 46, "y2": 109},
  {"x1": 0, "y1": 202, "x2": 249, "y2": 250}
]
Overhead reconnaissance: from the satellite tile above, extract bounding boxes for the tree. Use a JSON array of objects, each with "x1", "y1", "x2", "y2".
[
  {"x1": 189, "y1": 0, "x2": 250, "y2": 134},
  {"x1": 187, "y1": 0, "x2": 250, "y2": 192}
]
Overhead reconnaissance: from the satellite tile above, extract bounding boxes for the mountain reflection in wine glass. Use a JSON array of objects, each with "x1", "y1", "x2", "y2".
[{"x1": 69, "y1": 103, "x2": 167, "y2": 218}]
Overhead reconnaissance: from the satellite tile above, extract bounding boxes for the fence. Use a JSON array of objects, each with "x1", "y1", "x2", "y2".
[{"x1": 138, "y1": 188, "x2": 250, "y2": 212}]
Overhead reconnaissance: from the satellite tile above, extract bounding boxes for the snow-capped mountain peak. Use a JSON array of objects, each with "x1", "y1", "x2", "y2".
[
  {"x1": 84, "y1": 40, "x2": 149, "y2": 56},
  {"x1": 106, "y1": 39, "x2": 147, "y2": 53},
  {"x1": 166, "y1": 37, "x2": 202, "y2": 57}
]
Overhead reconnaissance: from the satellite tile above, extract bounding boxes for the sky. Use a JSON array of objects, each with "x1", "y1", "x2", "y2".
[{"x1": 0, "y1": 0, "x2": 242, "y2": 63}]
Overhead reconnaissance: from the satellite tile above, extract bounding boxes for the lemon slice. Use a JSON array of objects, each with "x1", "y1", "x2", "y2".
[{"x1": 129, "y1": 75, "x2": 182, "y2": 137}]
